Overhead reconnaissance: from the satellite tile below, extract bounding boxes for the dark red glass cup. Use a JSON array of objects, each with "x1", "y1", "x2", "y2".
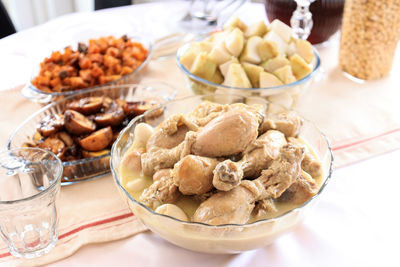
[{"x1": 264, "y1": 0, "x2": 344, "y2": 44}]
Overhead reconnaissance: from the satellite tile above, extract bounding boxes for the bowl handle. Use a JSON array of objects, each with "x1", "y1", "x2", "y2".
[{"x1": 21, "y1": 84, "x2": 52, "y2": 104}]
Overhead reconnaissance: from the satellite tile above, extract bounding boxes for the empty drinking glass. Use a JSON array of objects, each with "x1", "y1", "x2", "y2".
[
  {"x1": 172, "y1": 0, "x2": 246, "y2": 35},
  {"x1": 0, "y1": 148, "x2": 63, "y2": 259},
  {"x1": 151, "y1": 0, "x2": 247, "y2": 58}
]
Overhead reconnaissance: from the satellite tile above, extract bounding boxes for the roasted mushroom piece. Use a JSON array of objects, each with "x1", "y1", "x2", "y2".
[
  {"x1": 95, "y1": 103, "x2": 125, "y2": 127},
  {"x1": 38, "y1": 136, "x2": 65, "y2": 158},
  {"x1": 37, "y1": 114, "x2": 64, "y2": 137},
  {"x1": 57, "y1": 131, "x2": 74, "y2": 147},
  {"x1": 123, "y1": 101, "x2": 159, "y2": 118},
  {"x1": 101, "y1": 97, "x2": 114, "y2": 110},
  {"x1": 82, "y1": 149, "x2": 110, "y2": 158},
  {"x1": 64, "y1": 109, "x2": 96, "y2": 135},
  {"x1": 66, "y1": 96, "x2": 104, "y2": 115},
  {"x1": 79, "y1": 126, "x2": 113, "y2": 151}
]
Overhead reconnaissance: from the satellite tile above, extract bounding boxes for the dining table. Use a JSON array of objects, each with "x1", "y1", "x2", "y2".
[{"x1": 0, "y1": 1, "x2": 399, "y2": 266}]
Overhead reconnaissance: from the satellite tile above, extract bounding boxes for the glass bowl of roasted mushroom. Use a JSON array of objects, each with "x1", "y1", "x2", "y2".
[
  {"x1": 8, "y1": 82, "x2": 177, "y2": 185},
  {"x1": 111, "y1": 94, "x2": 333, "y2": 253},
  {"x1": 177, "y1": 17, "x2": 321, "y2": 108},
  {"x1": 22, "y1": 35, "x2": 152, "y2": 104}
]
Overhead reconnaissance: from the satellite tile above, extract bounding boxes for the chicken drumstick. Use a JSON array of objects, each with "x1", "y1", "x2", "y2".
[{"x1": 193, "y1": 144, "x2": 305, "y2": 225}]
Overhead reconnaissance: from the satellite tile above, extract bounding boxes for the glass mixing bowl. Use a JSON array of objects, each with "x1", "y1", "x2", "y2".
[
  {"x1": 9, "y1": 82, "x2": 177, "y2": 185},
  {"x1": 22, "y1": 36, "x2": 152, "y2": 104},
  {"x1": 176, "y1": 44, "x2": 321, "y2": 108},
  {"x1": 111, "y1": 94, "x2": 333, "y2": 254}
]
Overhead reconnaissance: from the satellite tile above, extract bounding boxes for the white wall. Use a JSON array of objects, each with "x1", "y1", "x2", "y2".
[
  {"x1": 3, "y1": 0, "x2": 95, "y2": 31},
  {"x1": 3, "y1": 0, "x2": 261, "y2": 31}
]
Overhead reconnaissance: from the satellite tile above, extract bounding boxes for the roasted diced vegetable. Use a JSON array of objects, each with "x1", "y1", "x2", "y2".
[{"x1": 32, "y1": 35, "x2": 148, "y2": 92}]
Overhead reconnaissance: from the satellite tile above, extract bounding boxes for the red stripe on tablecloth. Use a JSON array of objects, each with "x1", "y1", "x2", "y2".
[
  {"x1": 54, "y1": 217, "x2": 137, "y2": 247},
  {"x1": 332, "y1": 128, "x2": 400, "y2": 151},
  {"x1": 94, "y1": 219, "x2": 136, "y2": 232},
  {"x1": 58, "y1": 212, "x2": 133, "y2": 239},
  {"x1": 58, "y1": 208, "x2": 131, "y2": 232},
  {"x1": 0, "y1": 212, "x2": 134, "y2": 259},
  {"x1": 0, "y1": 252, "x2": 11, "y2": 258}
]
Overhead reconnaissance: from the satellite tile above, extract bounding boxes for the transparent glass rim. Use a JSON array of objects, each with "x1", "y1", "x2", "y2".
[
  {"x1": 7, "y1": 83, "x2": 177, "y2": 169},
  {"x1": 176, "y1": 43, "x2": 321, "y2": 91},
  {"x1": 27, "y1": 35, "x2": 153, "y2": 97},
  {"x1": 111, "y1": 93, "x2": 334, "y2": 228},
  {"x1": 0, "y1": 147, "x2": 63, "y2": 205}
]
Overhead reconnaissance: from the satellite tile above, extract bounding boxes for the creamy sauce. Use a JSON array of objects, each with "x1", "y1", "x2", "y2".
[
  {"x1": 120, "y1": 138, "x2": 323, "y2": 223},
  {"x1": 296, "y1": 137, "x2": 324, "y2": 189},
  {"x1": 120, "y1": 141, "x2": 153, "y2": 200}
]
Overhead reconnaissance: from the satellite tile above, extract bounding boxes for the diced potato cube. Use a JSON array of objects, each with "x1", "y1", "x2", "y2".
[
  {"x1": 196, "y1": 41, "x2": 213, "y2": 53},
  {"x1": 239, "y1": 36, "x2": 262, "y2": 64},
  {"x1": 286, "y1": 42, "x2": 296, "y2": 57},
  {"x1": 259, "y1": 71, "x2": 283, "y2": 87},
  {"x1": 258, "y1": 39, "x2": 279, "y2": 61},
  {"x1": 295, "y1": 39, "x2": 314, "y2": 64},
  {"x1": 209, "y1": 42, "x2": 231, "y2": 65},
  {"x1": 210, "y1": 69, "x2": 224, "y2": 84},
  {"x1": 273, "y1": 65, "x2": 296, "y2": 84},
  {"x1": 270, "y1": 19, "x2": 293, "y2": 43},
  {"x1": 289, "y1": 53, "x2": 312, "y2": 79},
  {"x1": 261, "y1": 56, "x2": 290, "y2": 73},
  {"x1": 289, "y1": 36, "x2": 297, "y2": 43},
  {"x1": 207, "y1": 31, "x2": 228, "y2": 45},
  {"x1": 245, "y1": 21, "x2": 268, "y2": 38},
  {"x1": 219, "y1": 57, "x2": 239, "y2": 77},
  {"x1": 242, "y1": 62, "x2": 264, "y2": 88},
  {"x1": 179, "y1": 50, "x2": 197, "y2": 70},
  {"x1": 225, "y1": 28, "x2": 244, "y2": 57},
  {"x1": 223, "y1": 63, "x2": 252, "y2": 88},
  {"x1": 223, "y1": 16, "x2": 247, "y2": 32},
  {"x1": 264, "y1": 31, "x2": 288, "y2": 55},
  {"x1": 191, "y1": 52, "x2": 217, "y2": 80},
  {"x1": 188, "y1": 41, "x2": 213, "y2": 54},
  {"x1": 179, "y1": 41, "x2": 214, "y2": 70}
]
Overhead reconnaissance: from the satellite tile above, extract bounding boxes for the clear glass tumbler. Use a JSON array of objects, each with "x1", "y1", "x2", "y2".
[{"x1": 0, "y1": 148, "x2": 63, "y2": 259}]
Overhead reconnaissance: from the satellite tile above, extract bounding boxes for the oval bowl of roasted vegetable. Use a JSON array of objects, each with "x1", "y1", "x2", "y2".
[
  {"x1": 8, "y1": 82, "x2": 177, "y2": 185},
  {"x1": 22, "y1": 35, "x2": 152, "y2": 104},
  {"x1": 177, "y1": 17, "x2": 321, "y2": 108},
  {"x1": 111, "y1": 94, "x2": 333, "y2": 254}
]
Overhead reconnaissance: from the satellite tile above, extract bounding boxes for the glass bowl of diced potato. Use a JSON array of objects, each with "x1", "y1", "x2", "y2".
[{"x1": 177, "y1": 17, "x2": 321, "y2": 108}]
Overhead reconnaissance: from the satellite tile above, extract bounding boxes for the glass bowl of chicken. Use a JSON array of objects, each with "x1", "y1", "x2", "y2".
[
  {"x1": 176, "y1": 17, "x2": 321, "y2": 109},
  {"x1": 111, "y1": 94, "x2": 333, "y2": 254}
]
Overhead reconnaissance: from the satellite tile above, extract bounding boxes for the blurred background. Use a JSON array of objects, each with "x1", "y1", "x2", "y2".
[{"x1": 1, "y1": 0, "x2": 263, "y2": 34}]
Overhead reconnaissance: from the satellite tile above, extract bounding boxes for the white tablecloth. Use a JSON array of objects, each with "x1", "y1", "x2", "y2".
[
  {"x1": 49, "y1": 150, "x2": 400, "y2": 267},
  {"x1": 0, "y1": 1, "x2": 399, "y2": 267}
]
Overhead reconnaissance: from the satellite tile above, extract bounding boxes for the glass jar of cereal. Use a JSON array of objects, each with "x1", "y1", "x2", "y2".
[{"x1": 339, "y1": 0, "x2": 400, "y2": 80}]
